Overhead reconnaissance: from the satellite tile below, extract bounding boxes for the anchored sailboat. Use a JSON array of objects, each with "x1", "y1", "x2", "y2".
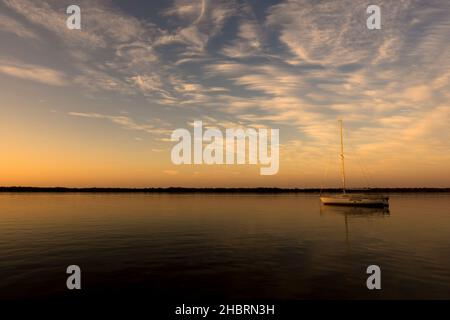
[{"x1": 320, "y1": 120, "x2": 389, "y2": 207}]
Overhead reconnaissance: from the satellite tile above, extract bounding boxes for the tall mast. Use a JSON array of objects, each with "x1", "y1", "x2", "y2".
[{"x1": 339, "y1": 119, "x2": 346, "y2": 193}]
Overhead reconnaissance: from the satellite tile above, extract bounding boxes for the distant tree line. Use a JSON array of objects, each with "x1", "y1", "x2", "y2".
[{"x1": 0, "y1": 187, "x2": 448, "y2": 193}]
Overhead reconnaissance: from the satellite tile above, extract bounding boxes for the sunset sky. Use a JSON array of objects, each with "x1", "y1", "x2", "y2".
[{"x1": 0, "y1": 0, "x2": 449, "y2": 187}]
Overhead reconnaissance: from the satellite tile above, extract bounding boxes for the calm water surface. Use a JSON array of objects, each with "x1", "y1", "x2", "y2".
[{"x1": 1, "y1": 193, "x2": 449, "y2": 300}]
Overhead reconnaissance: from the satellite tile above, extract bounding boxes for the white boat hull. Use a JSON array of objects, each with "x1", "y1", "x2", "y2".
[{"x1": 320, "y1": 194, "x2": 389, "y2": 207}]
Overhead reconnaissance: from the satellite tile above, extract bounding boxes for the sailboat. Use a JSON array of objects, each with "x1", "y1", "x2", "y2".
[{"x1": 320, "y1": 120, "x2": 389, "y2": 207}]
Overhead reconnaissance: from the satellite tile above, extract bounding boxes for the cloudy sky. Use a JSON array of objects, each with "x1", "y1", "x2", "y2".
[{"x1": 0, "y1": 0, "x2": 449, "y2": 187}]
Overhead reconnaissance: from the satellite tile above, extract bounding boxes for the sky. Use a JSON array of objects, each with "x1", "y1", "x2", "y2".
[{"x1": 0, "y1": 0, "x2": 449, "y2": 188}]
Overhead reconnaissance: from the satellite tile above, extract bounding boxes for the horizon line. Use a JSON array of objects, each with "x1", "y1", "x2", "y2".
[{"x1": 1, "y1": 187, "x2": 449, "y2": 193}]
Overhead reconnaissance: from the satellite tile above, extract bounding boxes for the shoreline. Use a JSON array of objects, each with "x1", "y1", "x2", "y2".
[{"x1": 0, "y1": 187, "x2": 449, "y2": 193}]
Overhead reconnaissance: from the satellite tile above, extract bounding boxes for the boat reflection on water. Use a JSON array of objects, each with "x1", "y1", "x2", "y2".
[
  {"x1": 319, "y1": 204, "x2": 390, "y2": 243},
  {"x1": 320, "y1": 204, "x2": 390, "y2": 217}
]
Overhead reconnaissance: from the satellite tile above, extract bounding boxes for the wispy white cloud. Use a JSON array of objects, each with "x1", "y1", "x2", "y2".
[
  {"x1": 220, "y1": 2, "x2": 265, "y2": 59},
  {"x1": 4, "y1": 0, "x2": 149, "y2": 48},
  {"x1": 160, "y1": 0, "x2": 236, "y2": 53},
  {"x1": 68, "y1": 112, "x2": 173, "y2": 136},
  {"x1": 0, "y1": 13, "x2": 37, "y2": 39},
  {"x1": 0, "y1": 58, "x2": 67, "y2": 85}
]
